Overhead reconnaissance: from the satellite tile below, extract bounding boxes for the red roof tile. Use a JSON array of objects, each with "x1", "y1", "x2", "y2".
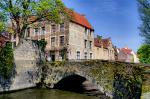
[
  {"x1": 94, "y1": 37, "x2": 112, "y2": 49},
  {"x1": 28, "y1": 9, "x2": 94, "y2": 30},
  {"x1": 120, "y1": 48, "x2": 132, "y2": 55},
  {"x1": 66, "y1": 9, "x2": 94, "y2": 30},
  {"x1": 102, "y1": 38, "x2": 111, "y2": 49},
  {"x1": 94, "y1": 38, "x2": 103, "y2": 47}
]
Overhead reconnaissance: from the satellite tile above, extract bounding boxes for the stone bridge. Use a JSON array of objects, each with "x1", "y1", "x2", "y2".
[
  {"x1": 0, "y1": 40, "x2": 144, "y2": 99},
  {"x1": 41, "y1": 60, "x2": 142, "y2": 99}
]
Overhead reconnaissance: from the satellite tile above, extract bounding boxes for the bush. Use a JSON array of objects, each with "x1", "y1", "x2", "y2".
[
  {"x1": 0, "y1": 42, "x2": 14, "y2": 79},
  {"x1": 137, "y1": 44, "x2": 150, "y2": 63}
]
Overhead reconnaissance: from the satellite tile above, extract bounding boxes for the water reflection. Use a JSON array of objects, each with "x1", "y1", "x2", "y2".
[{"x1": 0, "y1": 89, "x2": 99, "y2": 99}]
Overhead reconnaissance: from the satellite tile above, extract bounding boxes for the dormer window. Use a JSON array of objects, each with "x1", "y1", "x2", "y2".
[
  {"x1": 85, "y1": 28, "x2": 88, "y2": 35},
  {"x1": 89, "y1": 31, "x2": 92, "y2": 36}
]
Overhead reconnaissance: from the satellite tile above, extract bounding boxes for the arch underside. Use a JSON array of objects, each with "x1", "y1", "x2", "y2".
[{"x1": 53, "y1": 74, "x2": 107, "y2": 97}]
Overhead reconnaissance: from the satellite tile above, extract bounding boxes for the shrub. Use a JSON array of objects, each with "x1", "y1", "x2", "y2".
[{"x1": 0, "y1": 42, "x2": 14, "y2": 79}]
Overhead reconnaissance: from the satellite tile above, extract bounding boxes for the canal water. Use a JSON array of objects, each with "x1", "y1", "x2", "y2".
[{"x1": 0, "y1": 88, "x2": 99, "y2": 99}]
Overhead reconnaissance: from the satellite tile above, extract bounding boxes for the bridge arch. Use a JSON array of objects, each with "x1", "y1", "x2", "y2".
[
  {"x1": 52, "y1": 73, "x2": 107, "y2": 98},
  {"x1": 54, "y1": 74, "x2": 87, "y2": 93}
]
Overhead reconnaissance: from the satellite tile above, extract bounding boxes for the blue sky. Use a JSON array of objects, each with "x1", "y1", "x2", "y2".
[{"x1": 63, "y1": 0, "x2": 143, "y2": 52}]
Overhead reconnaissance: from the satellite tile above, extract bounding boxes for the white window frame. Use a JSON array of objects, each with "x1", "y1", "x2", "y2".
[{"x1": 51, "y1": 37, "x2": 55, "y2": 47}]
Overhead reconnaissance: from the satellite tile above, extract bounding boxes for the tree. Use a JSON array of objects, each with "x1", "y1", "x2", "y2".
[
  {"x1": 137, "y1": 0, "x2": 150, "y2": 44},
  {"x1": 137, "y1": 44, "x2": 150, "y2": 63},
  {"x1": 0, "y1": 0, "x2": 68, "y2": 41}
]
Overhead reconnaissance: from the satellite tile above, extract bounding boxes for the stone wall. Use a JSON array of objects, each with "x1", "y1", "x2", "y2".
[
  {"x1": 68, "y1": 22, "x2": 94, "y2": 60},
  {"x1": 42, "y1": 60, "x2": 143, "y2": 98},
  {"x1": 93, "y1": 46, "x2": 115, "y2": 60},
  {"x1": 0, "y1": 40, "x2": 144, "y2": 99},
  {"x1": 0, "y1": 40, "x2": 41, "y2": 92}
]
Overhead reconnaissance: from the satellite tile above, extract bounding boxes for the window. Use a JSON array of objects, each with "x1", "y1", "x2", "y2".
[
  {"x1": 34, "y1": 28, "x2": 38, "y2": 36},
  {"x1": 84, "y1": 52, "x2": 87, "y2": 59},
  {"x1": 89, "y1": 31, "x2": 92, "y2": 36},
  {"x1": 60, "y1": 23, "x2": 65, "y2": 32},
  {"x1": 59, "y1": 50, "x2": 65, "y2": 60},
  {"x1": 51, "y1": 25, "x2": 56, "y2": 33},
  {"x1": 77, "y1": 51, "x2": 80, "y2": 60},
  {"x1": 51, "y1": 37, "x2": 55, "y2": 47},
  {"x1": 41, "y1": 27, "x2": 45, "y2": 35},
  {"x1": 60, "y1": 36, "x2": 65, "y2": 46},
  {"x1": 27, "y1": 27, "x2": 30, "y2": 37},
  {"x1": 90, "y1": 53, "x2": 92, "y2": 59},
  {"x1": 84, "y1": 40, "x2": 87, "y2": 48},
  {"x1": 89, "y1": 41, "x2": 92, "y2": 49},
  {"x1": 85, "y1": 28, "x2": 88, "y2": 35}
]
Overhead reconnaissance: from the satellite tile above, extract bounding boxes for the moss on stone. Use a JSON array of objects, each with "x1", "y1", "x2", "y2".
[{"x1": 43, "y1": 60, "x2": 144, "y2": 98}]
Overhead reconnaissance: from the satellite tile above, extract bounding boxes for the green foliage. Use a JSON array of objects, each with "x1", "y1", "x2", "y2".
[
  {"x1": 33, "y1": 39, "x2": 47, "y2": 52},
  {"x1": 47, "y1": 61, "x2": 66, "y2": 66},
  {"x1": 0, "y1": 42, "x2": 14, "y2": 79},
  {"x1": 44, "y1": 60, "x2": 143, "y2": 98},
  {"x1": 0, "y1": 22, "x2": 5, "y2": 32},
  {"x1": 137, "y1": 44, "x2": 150, "y2": 63},
  {"x1": 137, "y1": 0, "x2": 150, "y2": 44},
  {"x1": 0, "y1": 12, "x2": 6, "y2": 32},
  {"x1": 0, "y1": 0, "x2": 68, "y2": 38}
]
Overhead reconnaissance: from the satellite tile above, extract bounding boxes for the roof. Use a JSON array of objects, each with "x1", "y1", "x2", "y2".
[
  {"x1": 68, "y1": 10, "x2": 94, "y2": 30},
  {"x1": 102, "y1": 38, "x2": 111, "y2": 49},
  {"x1": 120, "y1": 48, "x2": 132, "y2": 55},
  {"x1": 94, "y1": 38, "x2": 103, "y2": 47},
  {"x1": 94, "y1": 37, "x2": 112, "y2": 49},
  {"x1": 28, "y1": 9, "x2": 94, "y2": 30}
]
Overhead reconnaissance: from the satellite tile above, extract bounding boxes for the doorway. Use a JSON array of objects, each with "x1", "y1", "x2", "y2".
[{"x1": 50, "y1": 51, "x2": 55, "y2": 61}]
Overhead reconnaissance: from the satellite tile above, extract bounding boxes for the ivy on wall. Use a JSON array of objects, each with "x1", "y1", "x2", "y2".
[
  {"x1": 0, "y1": 42, "x2": 14, "y2": 79},
  {"x1": 32, "y1": 39, "x2": 47, "y2": 52}
]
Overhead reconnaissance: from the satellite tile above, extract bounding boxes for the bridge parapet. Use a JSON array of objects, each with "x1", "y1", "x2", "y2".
[{"x1": 42, "y1": 60, "x2": 143, "y2": 99}]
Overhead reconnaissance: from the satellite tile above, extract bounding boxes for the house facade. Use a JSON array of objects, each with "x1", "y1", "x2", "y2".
[
  {"x1": 11, "y1": 10, "x2": 117, "y2": 61},
  {"x1": 117, "y1": 47, "x2": 139, "y2": 63},
  {"x1": 93, "y1": 36, "x2": 115, "y2": 60},
  {"x1": 13, "y1": 11, "x2": 94, "y2": 61}
]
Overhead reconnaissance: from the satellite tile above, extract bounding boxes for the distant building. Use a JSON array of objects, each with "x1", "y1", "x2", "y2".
[
  {"x1": 117, "y1": 47, "x2": 139, "y2": 63},
  {"x1": 93, "y1": 36, "x2": 115, "y2": 60}
]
